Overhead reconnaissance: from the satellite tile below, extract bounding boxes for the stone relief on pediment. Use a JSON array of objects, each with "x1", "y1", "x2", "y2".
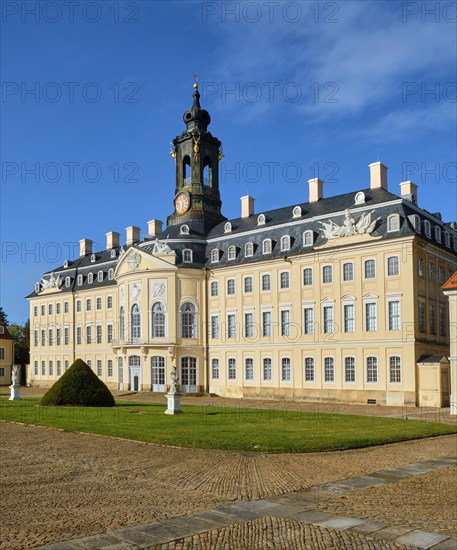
[
  {"x1": 151, "y1": 280, "x2": 166, "y2": 299},
  {"x1": 40, "y1": 272, "x2": 62, "y2": 290},
  {"x1": 320, "y1": 209, "x2": 379, "y2": 240}
]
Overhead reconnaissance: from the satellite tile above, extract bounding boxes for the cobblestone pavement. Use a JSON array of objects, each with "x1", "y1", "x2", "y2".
[{"x1": 1, "y1": 419, "x2": 457, "y2": 550}]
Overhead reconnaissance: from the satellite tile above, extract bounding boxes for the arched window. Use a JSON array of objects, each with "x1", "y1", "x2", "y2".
[
  {"x1": 435, "y1": 226, "x2": 442, "y2": 243},
  {"x1": 151, "y1": 302, "x2": 166, "y2": 338},
  {"x1": 262, "y1": 239, "x2": 272, "y2": 254},
  {"x1": 119, "y1": 306, "x2": 125, "y2": 341},
  {"x1": 108, "y1": 268, "x2": 114, "y2": 280},
  {"x1": 182, "y1": 155, "x2": 191, "y2": 185},
  {"x1": 224, "y1": 222, "x2": 232, "y2": 233},
  {"x1": 77, "y1": 274, "x2": 83, "y2": 285},
  {"x1": 387, "y1": 214, "x2": 400, "y2": 232},
  {"x1": 183, "y1": 249, "x2": 193, "y2": 263},
  {"x1": 88, "y1": 273, "x2": 93, "y2": 284},
  {"x1": 257, "y1": 214, "x2": 265, "y2": 226},
  {"x1": 211, "y1": 249, "x2": 219, "y2": 263},
  {"x1": 131, "y1": 304, "x2": 141, "y2": 342},
  {"x1": 97, "y1": 270, "x2": 103, "y2": 282},
  {"x1": 424, "y1": 220, "x2": 431, "y2": 238},
  {"x1": 292, "y1": 206, "x2": 302, "y2": 218},
  {"x1": 181, "y1": 302, "x2": 196, "y2": 338},
  {"x1": 303, "y1": 230, "x2": 313, "y2": 247},
  {"x1": 118, "y1": 357, "x2": 124, "y2": 388},
  {"x1": 280, "y1": 235, "x2": 290, "y2": 252},
  {"x1": 227, "y1": 245, "x2": 236, "y2": 260},
  {"x1": 203, "y1": 157, "x2": 212, "y2": 186},
  {"x1": 65, "y1": 276, "x2": 71, "y2": 287},
  {"x1": 245, "y1": 242, "x2": 254, "y2": 257},
  {"x1": 91, "y1": 253, "x2": 96, "y2": 263},
  {"x1": 64, "y1": 260, "x2": 69, "y2": 268},
  {"x1": 111, "y1": 249, "x2": 117, "y2": 258}
]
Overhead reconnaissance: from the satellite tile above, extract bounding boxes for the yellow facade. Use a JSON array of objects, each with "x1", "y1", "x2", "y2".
[{"x1": 0, "y1": 322, "x2": 14, "y2": 385}]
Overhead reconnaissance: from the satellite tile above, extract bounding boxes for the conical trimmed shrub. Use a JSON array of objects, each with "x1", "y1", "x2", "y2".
[{"x1": 41, "y1": 358, "x2": 115, "y2": 407}]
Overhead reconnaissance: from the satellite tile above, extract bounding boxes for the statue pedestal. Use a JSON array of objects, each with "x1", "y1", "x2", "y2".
[
  {"x1": 9, "y1": 384, "x2": 21, "y2": 401},
  {"x1": 164, "y1": 392, "x2": 182, "y2": 415}
]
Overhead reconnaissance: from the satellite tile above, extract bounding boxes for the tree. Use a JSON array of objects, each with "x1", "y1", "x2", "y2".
[
  {"x1": 41, "y1": 359, "x2": 115, "y2": 407},
  {"x1": 0, "y1": 307, "x2": 8, "y2": 327},
  {"x1": 8, "y1": 321, "x2": 30, "y2": 366}
]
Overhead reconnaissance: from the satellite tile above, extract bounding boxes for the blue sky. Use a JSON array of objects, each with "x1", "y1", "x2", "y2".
[{"x1": 1, "y1": 0, "x2": 456, "y2": 324}]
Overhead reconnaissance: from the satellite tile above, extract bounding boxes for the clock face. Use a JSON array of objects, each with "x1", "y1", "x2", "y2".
[{"x1": 175, "y1": 193, "x2": 190, "y2": 214}]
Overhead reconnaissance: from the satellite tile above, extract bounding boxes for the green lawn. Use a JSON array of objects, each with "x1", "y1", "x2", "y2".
[{"x1": 1, "y1": 397, "x2": 456, "y2": 452}]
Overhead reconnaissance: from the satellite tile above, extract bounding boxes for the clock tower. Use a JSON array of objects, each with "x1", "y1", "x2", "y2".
[{"x1": 167, "y1": 81, "x2": 226, "y2": 234}]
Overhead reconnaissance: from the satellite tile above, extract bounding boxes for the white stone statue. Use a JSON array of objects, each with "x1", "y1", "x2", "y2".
[
  {"x1": 11, "y1": 365, "x2": 20, "y2": 386},
  {"x1": 169, "y1": 367, "x2": 179, "y2": 394},
  {"x1": 152, "y1": 237, "x2": 173, "y2": 255},
  {"x1": 320, "y1": 209, "x2": 379, "y2": 240},
  {"x1": 41, "y1": 272, "x2": 62, "y2": 290}
]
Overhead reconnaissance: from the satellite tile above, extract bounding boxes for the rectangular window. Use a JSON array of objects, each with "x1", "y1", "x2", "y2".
[
  {"x1": 228, "y1": 358, "x2": 236, "y2": 380},
  {"x1": 245, "y1": 358, "x2": 254, "y2": 380},
  {"x1": 76, "y1": 300, "x2": 81, "y2": 313},
  {"x1": 49, "y1": 361, "x2": 53, "y2": 376},
  {"x1": 303, "y1": 307, "x2": 314, "y2": 335},
  {"x1": 227, "y1": 279, "x2": 235, "y2": 295},
  {"x1": 97, "y1": 325, "x2": 102, "y2": 344},
  {"x1": 49, "y1": 304, "x2": 53, "y2": 315},
  {"x1": 34, "y1": 306, "x2": 38, "y2": 317},
  {"x1": 281, "y1": 357, "x2": 291, "y2": 381},
  {"x1": 41, "y1": 329, "x2": 46, "y2": 346},
  {"x1": 438, "y1": 266, "x2": 445, "y2": 284},
  {"x1": 108, "y1": 360, "x2": 113, "y2": 377},
  {"x1": 57, "y1": 361, "x2": 61, "y2": 376},
  {"x1": 323, "y1": 305, "x2": 334, "y2": 334},
  {"x1": 41, "y1": 361, "x2": 45, "y2": 375},
  {"x1": 86, "y1": 299, "x2": 91, "y2": 312},
  {"x1": 280, "y1": 272, "x2": 290, "y2": 289},
  {"x1": 418, "y1": 257, "x2": 424, "y2": 278},
  {"x1": 439, "y1": 305, "x2": 446, "y2": 337},
  {"x1": 387, "y1": 256, "x2": 399, "y2": 276},
  {"x1": 324, "y1": 357, "x2": 334, "y2": 382},
  {"x1": 343, "y1": 304, "x2": 355, "y2": 333},
  {"x1": 97, "y1": 360, "x2": 102, "y2": 377},
  {"x1": 343, "y1": 262, "x2": 353, "y2": 281},
  {"x1": 0, "y1": 348, "x2": 4, "y2": 360},
  {"x1": 344, "y1": 357, "x2": 355, "y2": 383},
  {"x1": 365, "y1": 302, "x2": 377, "y2": 331},
  {"x1": 64, "y1": 326, "x2": 69, "y2": 345},
  {"x1": 41, "y1": 305, "x2": 45, "y2": 315},
  {"x1": 211, "y1": 358, "x2": 219, "y2": 379},
  {"x1": 56, "y1": 303, "x2": 61, "y2": 314},
  {"x1": 429, "y1": 303, "x2": 436, "y2": 334},
  {"x1": 389, "y1": 356, "x2": 401, "y2": 383},
  {"x1": 107, "y1": 296, "x2": 113, "y2": 309},
  {"x1": 429, "y1": 262, "x2": 434, "y2": 282},
  {"x1": 244, "y1": 312, "x2": 254, "y2": 337},
  {"x1": 76, "y1": 326, "x2": 82, "y2": 345},
  {"x1": 34, "y1": 330, "x2": 38, "y2": 347},
  {"x1": 227, "y1": 314, "x2": 236, "y2": 338},
  {"x1": 280, "y1": 309, "x2": 290, "y2": 337},
  {"x1": 262, "y1": 311, "x2": 271, "y2": 337},
  {"x1": 107, "y1": 324, "x2": 113, "y2": 344},
  {"x1": 263, "y1": 358, "x2": 272, "y2": 381},
  {"x1": 48, "y1": 329, "x2": 53, "y2": 346},
  {"x1": 211, "y1": 315, "x2": 219, "y2": 339},
  {"x1": 86, "y1": 325, "x2": 92, "y2": 344},
  {"x1": 388, "y1": 301, "x2": 400, "y2": 330},
  {"x1": 322, "y1": 265, "x2": 333, "y2": 284},
  {"x1": 56, "y1": 328, "x2": 61, "y2": 346},
  {"x1": 65, "y1": 360, "x2": 69, "y2": 371},
  {"x1": 366, "y1": 356, "x2": 378, "y2": 383},
  {"x1": 244, "y1": 277, "x2": 253, "y2": 293},
  {"x1": 96, "y1": 297, "x2": 102, "y2": 310},
  {"x1": 64, "y1": 301, "x2": 69, "y2": 314},
  {"x1": 262, "y1": 274, "x2": 271, "y2": 291},
  {"x1": 303, "y1": 268, "x2": 313, "y2": 286},
  {"x1": 364, "y1": 259, "x2": 376, "y2": 279},
  {"x1": 304, "y1": 357, "x2": 314, "y2": 382},
  {"x1": 34, "y1": 361, "x2": 38, "y2": 376},
  {"x1": 419, "y1": 301, "x2": 426, "y2": 332},
  {"x1": 210, "y1": 281, "x2": 218, "y2": 297},
  {"x1": 0, "y1": 367, "x2": 5, "y2": 377}
]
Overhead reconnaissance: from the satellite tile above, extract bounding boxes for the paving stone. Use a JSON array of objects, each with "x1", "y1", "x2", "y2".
[
  {"x1": 291, "y1": 510, "x2": 335, "y2": 523},
  {"x1": 135, "y1": 522, "x2": 191, "y2": 543},
  {"x1": 348, "y1": 521, "x2": 387, "y2": 534},
  {"x1": 315, "y1": 516, "x2": 366, "y2": 530},
  {"x1": 336, "y1": 474, "x2": 394, "y2": 490},
  {"x1": 192, "y1": 510, "x2": 240, "y2": 527},
  {"x1": 163, "y1": 515, "x2": 227, "y2": 533},
  {"x1": 76, "y1": 534, "x2": 130, "y2": 550},
  {"x1": 260, "y1": 502, "x2": 313, "y2": 518},
  {"x1": 395, "y1": 529, "x2": 450, "y2": 549},
  {"x1": 432, "y1": 536, "x2": 457, "y2": 549},
  {"x1": 370, "y1": 526, "x2": 415, "y2": 541},
  {"x1": 34, "y1": 543, "x2": 83, "y2": 550},
  {"x1": 235, "y1": 499, "x2": 280, "y2": 512},
  {"x1": 213, "y1": 505, "x2": 262, "y2": 520},
  {"x1": 109, "y1": 527, "x2": 164, "y2": 547}
]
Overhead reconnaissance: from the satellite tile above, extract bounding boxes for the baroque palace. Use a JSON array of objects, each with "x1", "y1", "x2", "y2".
[{"x1": 28, "y1": 83, "x2": 457, "y2": 407}]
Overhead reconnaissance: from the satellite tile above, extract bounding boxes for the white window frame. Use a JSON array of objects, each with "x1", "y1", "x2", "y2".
[
  {"x1": 365, "y1": 301, "x2": 377, "y2": 332},
  {"x1": 210, "y1": 314, "x2": 219, "y2": 339},
  {"x1": 304, "y1": 357, "x2": 315, "y2": 382},
  {"x1": 262, "y1": 239, "x2": 272, "y2": 255},
  {"x1": 280, "y1": 235, "x2": 291, "y2": 252},
  {"x1": 387, "y1": 255, "x2": 400, "y2": 277},
  {"x1": 366, "y1": 356, "x2": 378, "y2": 384},
  {"x1": 324, "y1": 356, "x2": 335, "y2": 383},
  {"x1": 227, "y1": 245, "x2": 236, "y2": 260},
  {"x1": 279, "y1": 271, "x2": 290, "y2": 290},
  {"x1": 387, "y1": 214, "x2": 400, "y2": 232},
  {"x1": 211, "y1": 357, "x2": 219, "y2": 380},
  {"x1": 210, "y1": 280, "x2": 219, "y2": 297},
  {"x1": 261, "y1": 273, "x2": 271, "y2": 291},
  {"x1": 227, "y1": 278, "x2": 235, "y2": 295},
  {"x1": 228, "y1": 357, "x2": 236, "y2": 380},
  {"x1": 389, "y1": 356, "x2": 402, "y2": 384},
  {"x1": 97, "y1": 270, "x2": 103, "y2": 282},
  {"x1": 211, "y1": 249, "x2": 219, "y2": 263},
  {"x1": 303, "y1": 267, "x2": 313, "y2": 286},
  {"x1": 364, "y1": 259, "x2": 376, "y2": 280},
  {"x1": 182, "y1": 249, "x2": 193, "y2": 263},
  {"x1": 245, "y1": 357, "x2": 254, "y2": 381},
  {"x1": 263, "y1": 357, "x2": 272, "y2": 381},
  {"x1": 387, "y1": 299, "x2": 401, "y2": 331},
  {"x1": 281, "y1": 356, "x2": 291, "y2": 382},
  {"x1": 342, "y1": 262, "x2": 354, "y2": 282},
  {"x1": 344, "y1": 356, "x2": 356, "y2": 383},
  {"x1": 322, "y1": 265, "x2": 333, "y2": 284},
  {"x1": 303, "y1": 230, "x2": 313, "y2": 247},
  {"x1": 244, "y1": 276, "x2": 253, "y2": 293},
  {"x1": 244, "y1": 242, "x2": 254, "y2": 257}
]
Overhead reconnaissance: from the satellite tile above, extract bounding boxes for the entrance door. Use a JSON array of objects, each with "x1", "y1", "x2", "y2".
[
  {"x1": 129, "y1": 355, "x2": 141, "y2": 392},
  {"x1": 181, "y1": 357, "x2": 197, "y2": 393},
  {"x1": 151, "y1": 356, "x2": 165, "y2": 392}
]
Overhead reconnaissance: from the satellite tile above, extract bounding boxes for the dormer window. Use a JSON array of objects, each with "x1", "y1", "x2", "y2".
[
  {"x1": 90, "y1": 253, "x2": 96, "y2": 263},
  {"x1": 435, "y1": 226, "x2": 441, "y2": 243},
  {"x1": 303, "y1": 230, "x2": 313, "y2": 247},
  {"x1": 262, "y1": 239, "x2": 272, "y2": 254},
  {"x1": 65, "y1": 277, "x2": 71, "y2": 288},
  {"x1": 424, "y1": 220, "x2": 431, "y2": 238},
  {"x1": 280, "y1": 235, "x2": 291, "y2": 252},
  {"x1": 292, "y1": 206, "x2": 302, "y2": 218},
  {"x1": 409, "y1": 215, "x2": 421, "y2": 233},
  {"x1": 110, "y1": 249, "x2": 116, "y2": 258},
  {"x1": 183, "y1": 249, "x2": 193, "y2": 263},
  {"x1": 88, "y1": 273, "x2": 94, "y2": 284},
  {"x1": 180, "y1": 224, "x2": 190, "y2": 235},
  {"x1": 35, "y1": 282, "x2": 40, "y2": 293},
  {"x1": 97, "y1": 271, "x2": 103, "y2": 282},
  {"x1": 245, "y1": 242, "x2": 254, "y2": 257},
  {"x1": 257, "y1": 214, "x2": 265, "y2": 226},
  {"x1": 108, "y1": 268, "x2": 114, "y2": 280},
  {"x1": 387, "y1": 214, "x2": 400, "y2": 232},
  {"x1": 211, "y1": 249, "x2": 219, "y2": 263},
  {"x1": 227, "y1": 245, "x2": 236, "y2": 260},
  {"x1": 63, "y1": 260, "x2": 69, "y2": 268},
  {"x1": 445, "y1": 231, "x2": 450, "y2": 247},
  {"x1": 224, "y1": 222, "x2": 232, "y2": 234},
  {"x1": 77, "y1": 274, "x2": 83, "y2": 285}
]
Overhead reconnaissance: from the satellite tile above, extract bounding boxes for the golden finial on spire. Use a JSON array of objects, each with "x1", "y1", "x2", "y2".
[{"x1": 193, "y1": 71, "x2": 199, "y2": 89}]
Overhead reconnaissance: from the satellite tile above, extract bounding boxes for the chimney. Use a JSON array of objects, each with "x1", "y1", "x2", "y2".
[
  {"x1": 125, "y1": 226, "x2": 140, "y2": 246},
  {"x1": 105, "y1": 231, "x2": 120, "y2": 250},
  {"x1": 147, "y1": 219, "x2": 163, "y2": 237},
  {"x1": 400, "y1": 180, "x2": 418, "y2": 205},
  {"x1": 241, "y1": 195, "x2": 255, "y2": 218},
  {"x1": 79, "y1": 239, "x2": 92, "y2": 257},
  {"x1": 369, "y1": 161, "x2": 388, "y2": 190},
  {"x1": 308, "y1": 178, "x2": 323, "y2": 203}
]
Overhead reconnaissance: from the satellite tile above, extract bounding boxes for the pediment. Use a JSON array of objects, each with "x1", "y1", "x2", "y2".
[
  {"x1": 341, "y1": 294, "x2": 356, "y2": 301},
  {"x1": 320, "y1": 296, "x2": 335, "y2": 304},
  {"x1": 114, "y1": 247, "x2": 177, "y2": 278},
  {"x1": 362, "y1": 292, "x2": 379, "y2": 300}
]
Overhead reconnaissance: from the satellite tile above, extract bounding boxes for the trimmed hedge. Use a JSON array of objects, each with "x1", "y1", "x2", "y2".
[{"x1": 41, "y1": 359, "x2": 115, "y2": 407}]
